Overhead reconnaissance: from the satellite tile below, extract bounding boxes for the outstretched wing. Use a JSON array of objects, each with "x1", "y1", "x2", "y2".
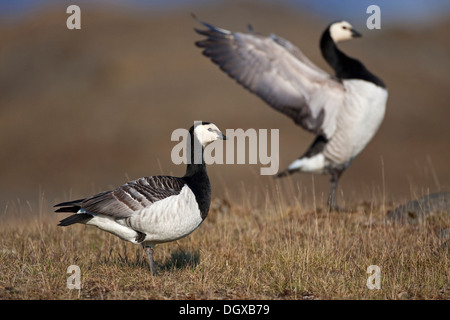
[
  {"x1": 55, "y1": 176, "x2": 186, "y2": 219},
  {"x1": 195, "y1": 20, "x2": 344, "y2": 138}
]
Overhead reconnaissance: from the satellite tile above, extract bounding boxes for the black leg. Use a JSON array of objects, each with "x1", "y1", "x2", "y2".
[
  {"x1": 328, "y1": 170, "x2": 342, "y2": 212},
  {"x1": 143, "y1": 245, "x2": 158, "y2": 275},
  {"x1": 276, "y1": 168, "x2": 296, "y2": 178}
]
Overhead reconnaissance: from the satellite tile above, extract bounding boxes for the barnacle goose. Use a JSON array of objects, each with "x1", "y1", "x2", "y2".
[
  {"x1": 55, "y1": 122, "x2": 227, "y2": 274},
  {"x1": 194, "y1": 19, "x2": 388, "y2": 211}
]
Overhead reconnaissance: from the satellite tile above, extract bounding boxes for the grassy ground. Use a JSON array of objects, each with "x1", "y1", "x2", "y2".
[{"x1": 0, "y1": 186, "x2": 448, "y2": 300}]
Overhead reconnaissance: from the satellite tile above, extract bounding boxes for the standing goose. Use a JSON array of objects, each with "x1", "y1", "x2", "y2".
[
  {"x1": 55, "y1": 122, "x2": 226, "y2": 274},
  {"x1": 194, "y1": 19, "x2": 388, "y2": 211}
]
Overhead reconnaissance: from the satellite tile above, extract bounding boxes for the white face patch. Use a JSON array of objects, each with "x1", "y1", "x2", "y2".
[
  {"x1": 193, "y1": 123, "x2": 224, "y2": 147},
  {"x1": 329, "y1": 21, "x2": 355, "y2": 43}
]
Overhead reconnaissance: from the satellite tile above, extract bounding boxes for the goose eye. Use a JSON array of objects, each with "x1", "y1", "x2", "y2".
[{"x1": 208, "y1": 128, "x2": 213, "y2": 132}]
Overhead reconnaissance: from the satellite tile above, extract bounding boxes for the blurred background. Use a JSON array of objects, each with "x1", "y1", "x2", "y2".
[{"x1": 0, "y1": 0, "x2": 449, "y2": 215}]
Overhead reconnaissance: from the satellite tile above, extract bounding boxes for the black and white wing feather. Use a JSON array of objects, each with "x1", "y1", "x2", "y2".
[
  {"x1": 55, "y1": 176, "x2": 186, "y2": 219},
  {"x1": 195, "y1": 20, "x2": 344, "y2": 138}
]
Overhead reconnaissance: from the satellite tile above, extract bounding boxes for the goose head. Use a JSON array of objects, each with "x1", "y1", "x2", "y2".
[
  {"x1": 190, "y1": 122, "x2": 227, "y2": 147},
  {"x1": 329, "y1": 21, "x2": 361, "y2": 43}
]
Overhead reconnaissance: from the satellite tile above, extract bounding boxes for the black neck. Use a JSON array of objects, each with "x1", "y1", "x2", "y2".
[
  {"x1": 320, "y1": 30, "x2": 386, "y2": 88},
  {"x1": 182, "y1": 135, "x2": 211, "y2": 220}
]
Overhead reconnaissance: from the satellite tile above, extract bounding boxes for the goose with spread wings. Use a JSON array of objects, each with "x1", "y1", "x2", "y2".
[
  {"x1": 194, "y1": 19, "x2": 388, "y2": 210},
  {"x1": 55, "y1": 122, "x2": 227, "y2": 274}
]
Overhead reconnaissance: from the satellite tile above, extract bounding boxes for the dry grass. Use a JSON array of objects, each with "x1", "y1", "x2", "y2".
[{"x1": 0, "y1": 185, "x2": 448, "y2": 300}]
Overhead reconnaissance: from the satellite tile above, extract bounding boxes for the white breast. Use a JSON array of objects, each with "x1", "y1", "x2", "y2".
[
  {"x1": 125, "y1": 185, "x2": 203, "y2": 244},
  {"x1": 324, "y1": 79, "x2": 388, "y2": 166}
]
